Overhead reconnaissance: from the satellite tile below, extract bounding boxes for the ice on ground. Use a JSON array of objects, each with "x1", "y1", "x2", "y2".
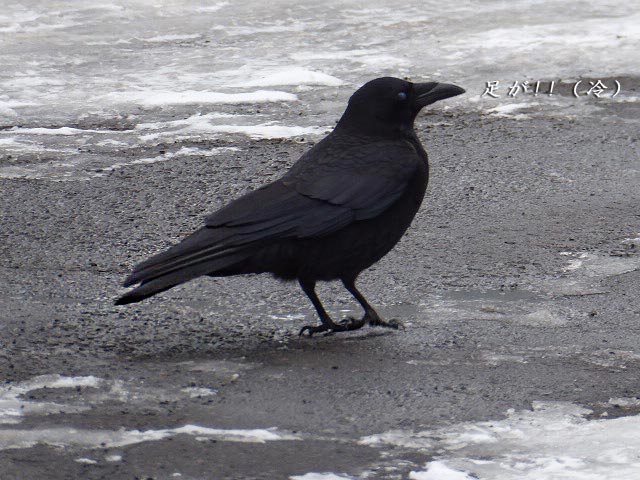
[
  {"x1": 184, "y1": 124, "x2": 328, "y2": 140},
  {"x1": 7, "y1": 126, "x2": 108, "y2": 136},
  {"x1": 2, "y1": 0, "x2": 638, "y2": 177},
  {"x1": 0, "y1": 373, "x2": 233, "y2": 429},
  {"x1": 561, "y1": 252, "x2": 640, "y2": 277},
  {"x1": 515, "y1": 309, "x2": 567, "y2": 327},
  {"x1": 290, "y1": 473, "x2": 354, "y2": 480},
  {"x1": 139, "y1": 121, "x2": 328, "y2": 141},
  {"x1": 180, "y1": 387, "x2": 217, "y2": 398},
  {"x1": 268, "y1": 313, "x2": 307, "y2": 321},
  {"x1": 366, "y1": 401, "x2": 640, "y2": 480},
  {"x1": 0, "y1": 375, "x2": 100, "y2": 424},
  {"x1": 104, "y1": 90, "x2": 298, "y2": 107},
  {"x1": 621, "y1": 234, "x2": 640, "y2": 248},
  {"x1": 1, "y1": 0, "x2": 639, "y2": 127},
  {"x1": 237, "y1": 68, "x2": 343, "y2": 88},
  {"x1": 360, "y1": 430, "x2": 433, "y2": 450},
  {"x1": 141, "y1": 33, "x2": 202, "y2": 43},
  {"x1": 410, "y1": 462, "x2": 474, "y2": 480},
  {"x1": 549, "y1": 247, "x2": 640, "y2": 296},
  {"x1": 0, "y1": 424, "x2": 299, "y2": 450},
  {"x1": 134, "y1": 112, "x2": 327, "y2": 142},
  {"x1": 485, "y1": 103, "x2": 538, "y2": 115},
  {"x1": 607, "y1": 397, "x2": 640, "y2": 408},
  {"x1": 0, "y1": 102, "x2": 18, "y2": 117},
  {"x1": 0, "y1": 145, "x2": 237, "y2": 180},
  {"x1": 103, "y1": 146, "x2": 238, "y2": 173}
]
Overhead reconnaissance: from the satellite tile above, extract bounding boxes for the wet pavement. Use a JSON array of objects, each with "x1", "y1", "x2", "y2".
[{"x1": 2, "y1": 97, "x2": 640, "y2": 478}]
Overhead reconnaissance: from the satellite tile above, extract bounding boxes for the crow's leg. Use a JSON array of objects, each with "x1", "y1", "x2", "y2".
[
  {"x1": 298, "y1": 279, "x2": 363, "y2": 336},
  {"x1": 342, "y1": 278, "x2": 403, "y2": 330}
]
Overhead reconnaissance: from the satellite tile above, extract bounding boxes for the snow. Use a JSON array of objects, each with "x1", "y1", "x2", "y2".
[
  {"x1": 0, "y1": 424, "x2": 299, "y2": 450},
  {"x1": 367, "y1": 402, "x2": 640, "y2": 480},
  {"x1": 237, "y1": 68, "x2": 343, "y2": 87},
  {"x1": 290, "y1": 474, "x2": 353, "y2": 480},
  {"x1": 2, "y1": 0, "x2": 637, "y2": 181},
  {"x1": 141, "y1": 33, "x2": 202, "y2": 43},
  {"x1": 410, "y1": 462, "x2": 474, "y2": 480},
  {"x1": 485, "y1": 103, "x2": 537, "y2": 115},
  {"x1": 0, "y1": 375, "x2": 100, "y2": 424},
  {"x1": 8, "y1": 127, "x2": 105, "y2": 135},
  {"x1": 103, "y1": 146, "x2": 238, "y2": 172},
  {"x1": 560, "y1": 252, "x2": 640, "y2": 276},
  {"x1": 104, "y1": 90, "x2": 298, "y2": 107},
  {"x1": 180, "y1": 387, "x2": 217, "y2": 398},
  {"x1": 136, "y1": 113, "x2": 328, "y2": 141},
  {"x1": 179, "y1": 124, "x2": 327, "y2": 140}
]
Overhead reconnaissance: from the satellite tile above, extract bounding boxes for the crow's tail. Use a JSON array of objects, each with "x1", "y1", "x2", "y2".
[{"x1": 115, "y1": 226, "x2": 251, "y2": 305}]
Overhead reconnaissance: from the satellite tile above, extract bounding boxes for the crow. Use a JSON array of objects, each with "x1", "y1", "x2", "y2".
[{"x1": 116, "y1": 77, "x2": 464, "y2": 336}]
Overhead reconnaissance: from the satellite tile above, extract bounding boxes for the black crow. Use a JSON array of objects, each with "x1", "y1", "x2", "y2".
[{"x1": 116, "y1": 77, "x2": 464, "y2": 336}]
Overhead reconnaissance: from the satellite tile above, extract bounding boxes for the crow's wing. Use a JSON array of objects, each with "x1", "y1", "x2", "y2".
[
  {"x1": 207, "y1": 140, "x2": 421, "y2": 236},
  {"x1": 121, "y1": 141, "x2": 420, "y2": 290}
]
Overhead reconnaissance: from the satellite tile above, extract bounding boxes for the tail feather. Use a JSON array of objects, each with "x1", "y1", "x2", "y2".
[
  {"x1": 123, "y1": 219, "x2": 296, "y2": 288},
  {"x1": 124, "y1": 227, "x2": 232, "y2": 286},
  {"x1": 116, "y1": 181, "x2": 312, "y2": 305},
  {"x1": 115, "y1": 222, "x2": 257, "y2": 306},
  {"x1": 115, "y1": 250, "x2": 249, "y2": 305},
  {"x1": 115, "y1": 278, "x2": 177, "y2": 305},
  {"x1": 123, "y1": 242, "x2": 240, "y2": 287}
]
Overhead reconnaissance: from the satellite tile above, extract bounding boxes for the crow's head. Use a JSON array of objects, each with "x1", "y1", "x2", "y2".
[{"x1": 338, "y1": 77, "x2": 465, "y2": 136}]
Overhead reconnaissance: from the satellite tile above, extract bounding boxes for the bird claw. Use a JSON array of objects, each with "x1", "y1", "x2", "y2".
[
  {"x1": 299, "y1": 316, "x2": 366, "y2": 337},
  {"x1": 299, "y1": 324, "x2": 330, "y2": 337},
  {"x1": 338, "y1": 316, "x2": 366, "y2": 330},
  {"x1": 368, "y1": 315, "x2": 404, "y2": 330}
]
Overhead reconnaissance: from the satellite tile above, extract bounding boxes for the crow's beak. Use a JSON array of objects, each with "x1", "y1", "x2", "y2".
[{"x1": 413, "y1": 82, "x2": 465, "y2": 109}]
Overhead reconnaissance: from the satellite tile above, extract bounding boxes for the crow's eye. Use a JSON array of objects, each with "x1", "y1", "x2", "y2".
[{"x1": 397, "y1": 91, "x2": 408, "y2": 101}]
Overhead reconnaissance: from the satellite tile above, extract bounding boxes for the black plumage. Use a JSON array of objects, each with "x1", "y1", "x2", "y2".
[{"x1": 116, "y1": 77, "x2": 464, "y2": 335}]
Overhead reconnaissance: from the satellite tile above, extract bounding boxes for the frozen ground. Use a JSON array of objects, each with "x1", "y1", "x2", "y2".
[{"x1": 2, "y1": 1, "x2": 640, "y2": 479}]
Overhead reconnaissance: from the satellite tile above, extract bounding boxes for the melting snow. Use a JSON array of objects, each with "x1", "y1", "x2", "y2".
[
  {"x1": 290, "y1": 474, "x2": 353, "y2": 480},
  {"x1": 237, "y1": 68, "x2": 343, "y2": 88},
  {"x1": 0, "y1": 424, "x2": 299, "y2": 450},
  {"x1": 104, "y1": 90, "x2": 298, "y2": 107},
  {"x1": 0, "y1": 375, "x2": 100, "y2": 424},
  {"x1": 366, "y1": 402, "x2": 640, "y2": 480}
]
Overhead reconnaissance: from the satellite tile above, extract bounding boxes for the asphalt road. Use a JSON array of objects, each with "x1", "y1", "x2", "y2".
[{"x1": 1, "y1": 98, "x2": 640, "y2": 479}]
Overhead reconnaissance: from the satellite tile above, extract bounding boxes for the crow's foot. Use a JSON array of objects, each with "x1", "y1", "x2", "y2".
[
  {"x1": 299, "y1": 316, "x2": 365, "y2": 337},
  {"x1": 299, "y1": 324, "x2": 331, "y2": 337},
  {"x1": 366, "y1": 312, "x2": 404, "y2": 330},
  {"x1": 337, "y1": 316, "x2": 366, "y2": 330}
]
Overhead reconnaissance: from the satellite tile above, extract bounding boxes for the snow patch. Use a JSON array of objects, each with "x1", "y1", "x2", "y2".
[
  {"x1": 365, "y1": 402, "x2": 640, "y2": 480},
  {"x1": 0, "y1": 375, "x2": 100, "y2": 424},
  {"x1": 8, "y1": 126, "x2": 107, "y2": 136},
  {"x1": 141, "y1": 33, "x2": 202, "y2": 43},
  {"x1": 410, "y1": 462, "x2": 474, "y2": 480},
  {"x1": 139, "y1": 119, "x2": 327, "y2": 141},
  {"x1": 237, "y1": 68, "x2": 343, "y2": 87},
  {"x1": 290, "y1": 473, "x2": 353, "y2": 480},
  {"x1": 0, "y1": 424, "x2": 299, "y2": 450},
  {"x1": 180, "y1": 387, "x2": 217, "y2": 398},
  {"x1": 105, "y1": 90, "x2": 297, "y2": 107},
  {"x1": 486, "y1": 103, "x2": 538, "y2": 115},
  {"x1": 561, "y1": 252, "x2": 640, "y2": 276},
  {"x1": 103, "y1": 146, "x2": 238, "y2": 173},
  {"x1": 516, "y1": 309, "x2": 567, "y2": 327}
]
